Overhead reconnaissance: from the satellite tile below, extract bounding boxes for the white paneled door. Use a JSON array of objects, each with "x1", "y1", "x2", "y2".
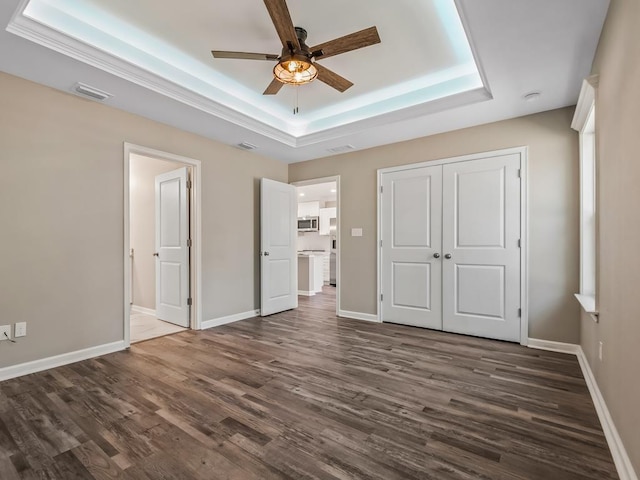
[
  {"x1": 261, "y1": 178, "x2": 298, "y2": 316},
  {"x1": 380, "y1": 152, "x2": 522, "y2": 342},
  {"x1": 155, "y1": 167, "x2": 190, "y2": 327},
  {"x1": 442, "y1": 154, "x2": 521, "y2": 342},
  {"x1": 381, "y1": 165, "x2": 443, "y2": 329}
]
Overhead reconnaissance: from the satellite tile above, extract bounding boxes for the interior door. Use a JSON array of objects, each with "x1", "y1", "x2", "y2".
[
  {"x1": 261, "y1": 178, "x2": 298, "y2": 316},
  {"x1": 442, "y1": 154, "x2": 521, "y2": 342},
  {"x1": 381, "y1": 165, "x2": 443, "y2": 329},
  {"x1": 155, "y1": 167, "x2": 190, "y2": 327}
]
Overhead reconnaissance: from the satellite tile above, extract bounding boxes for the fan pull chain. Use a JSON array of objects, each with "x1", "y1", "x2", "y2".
[{"x1": 294, "y1": 85, "x2": 299, "y2": 115}]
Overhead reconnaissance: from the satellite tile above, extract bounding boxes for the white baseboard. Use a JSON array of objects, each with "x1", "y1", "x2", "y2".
[
  {"x1": 338, "y1": 309, "x2": 380, "y2": 323},
  {"x1": 527, "y1": 338, "x2": 580, "y2": 354},
  {"x1": 201, "y1": 309, "x2": 260, "y2": 330},
  {"x1": 131, "y1": 305, "x2": 156, "y2": 316},
  {"x1": 576, "y1": 347, "x2": 638, "y2": 480},
  {"x1": 527, "y1": 338, "x2": 637, "y2": 480},
  {"x1": 0, "y1": 340, "x2": 126, "y2": 382},
  {"x1": 297, "y1": 290, "x2": 315, "y2": 296}
]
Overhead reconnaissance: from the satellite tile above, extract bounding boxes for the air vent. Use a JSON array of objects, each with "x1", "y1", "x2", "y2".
[
  {"x1": 72, "y1": 82, "x2": 112, "y2": 101},
  {"x1": 327, "y1": 145, "x2": 355, "y2": 154},
  {"x1": 236, "y1": 142, "x2": 257, "y2": 151}
]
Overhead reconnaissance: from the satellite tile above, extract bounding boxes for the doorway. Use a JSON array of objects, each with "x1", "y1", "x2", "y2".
[
  {"x1": 123, "y1": 144, "x2": 202, "y2": 346},
  {"x1": 378, "y1": 148, "x2": 528, "y2": 344},
  {"x1": 292, "y1": 176, "x2": 341, "y2": 316}
]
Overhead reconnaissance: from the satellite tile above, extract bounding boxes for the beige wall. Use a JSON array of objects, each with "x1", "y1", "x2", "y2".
[
  {"x1": 290, "y1": 107, "x2": 580, "y2": 343},
  {"x1": 129, "y1": 154, "x2": 177, "y2": 310},
  {"x1": 0, "y1": 72, "x2": 287, "y2": 368},
  {"x1": 581, "y1": 0, "x2": 640, "y2": 472}
]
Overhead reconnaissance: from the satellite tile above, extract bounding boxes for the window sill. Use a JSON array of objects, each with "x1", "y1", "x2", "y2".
[{"x1": 575, "y1": 293, "x2": 599, "y2": 322}]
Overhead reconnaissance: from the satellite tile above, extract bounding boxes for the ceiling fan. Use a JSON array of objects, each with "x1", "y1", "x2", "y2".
[{"x1": 211, "y1": 0, "x2": 381, "y2": 95}]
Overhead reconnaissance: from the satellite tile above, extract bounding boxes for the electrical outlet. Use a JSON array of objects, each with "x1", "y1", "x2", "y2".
[
  {"x1": 0, "y1": 325, "x2": 10, "y2": 341},
  {"x1": 14, "y1": 322, "x2": 26, "y2": 338},
  {"x1": 599, "y1": 341, "x2": 604, "y2": 361}
]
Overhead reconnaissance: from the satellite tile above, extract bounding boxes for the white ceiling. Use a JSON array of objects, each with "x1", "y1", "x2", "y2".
[
  {"x1": 297, "y1": 182, "x2": 337, "y2": 203},
  {"x1": 0, "y1": 0, "x2": 609, "y2": 163}
]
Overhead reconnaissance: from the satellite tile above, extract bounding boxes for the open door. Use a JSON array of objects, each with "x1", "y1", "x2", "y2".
[
  {"x1": 155, "y1": 167, "x2": 190, "y2": 327},
  {"x1": 261, "y1": 178, "x2": 297, "y2": 316}
]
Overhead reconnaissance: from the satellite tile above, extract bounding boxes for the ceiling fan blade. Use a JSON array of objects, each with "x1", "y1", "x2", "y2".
[
  {"x1": 263, "y1": 0, "x2": 300, "y2": 50},
  {"x1": 314, "y1": 63, "x2": 353, "y2": 93},
  {"x1": 211, "y1": 51, "x2": 279, "y2": 61},
  {"x1": 263, "y1": 78, "x2": 285, "y2": 95},
  {"x1": 311, "y1": 26, "x2": 381, "y2": 60}
]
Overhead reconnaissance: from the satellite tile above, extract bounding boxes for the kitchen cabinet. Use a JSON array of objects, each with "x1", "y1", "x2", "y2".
[
  {"x1": 298, "y1": 201, "x2": 320, "y2": 218},
  {"x1": 323, "y1": 253, "x2": 330, "y2": 283},
  {"x1": 298, "y1": 254, "x2": 324, "y2": 295},
  {"x1": 318, "y1": 207, "x2": 336, "y2": 236}
]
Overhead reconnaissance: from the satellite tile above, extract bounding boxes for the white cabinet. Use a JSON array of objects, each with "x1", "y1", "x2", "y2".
[
  {"x1": 298, "y1": 201, "x2": 320, "y2": 218},
  {"x1": 318, "y1": 207, "x2": 336, "y2": 236},
  {"x1": 323, "y1": 253, "x2": 330, "y2": 283}
]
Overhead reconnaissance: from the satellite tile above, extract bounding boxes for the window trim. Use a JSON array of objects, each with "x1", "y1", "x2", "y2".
[{"x1": 571, "y1": 75, "x2": 599, "y2": 320}]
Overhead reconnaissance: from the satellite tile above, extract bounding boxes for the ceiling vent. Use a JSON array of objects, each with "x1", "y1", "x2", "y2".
[
  {"x1": 327, "y1": 145, "x2": 355, "y2": 154},
  {"x1": 72, "y1": 82, "x2": 112, "y2": 101},
  {"x1": 236, "y1": 142, "x2": 257, "y2": 151}
]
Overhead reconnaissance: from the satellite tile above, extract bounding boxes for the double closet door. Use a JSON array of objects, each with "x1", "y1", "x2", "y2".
[{"x1": 380, "y1": 153, "x2": 522, "y2": 342}]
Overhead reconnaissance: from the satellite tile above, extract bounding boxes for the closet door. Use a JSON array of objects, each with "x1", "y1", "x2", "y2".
[
  {"x1": 441, "y1": 154, "x2": 521, "y2": 342},
  {"x1": 381, "y1": 165, "x2": 442, "y2": 329}
]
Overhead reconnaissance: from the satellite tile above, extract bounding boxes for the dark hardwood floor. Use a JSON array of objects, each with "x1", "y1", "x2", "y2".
[{"x1": 0, "y1": 287, "x2": 618, "y2": 479}]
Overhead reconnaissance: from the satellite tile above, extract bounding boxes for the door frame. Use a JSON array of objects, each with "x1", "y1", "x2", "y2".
[
  {"x1": 377, "y1": 146, "x2": 529, "y2": 345},
  {"x1": 291, "y1": 176, "x2": 341, "y2": 317},
  {"x1": 123, "y1": 143, "x2": 202, "y2": 348}
]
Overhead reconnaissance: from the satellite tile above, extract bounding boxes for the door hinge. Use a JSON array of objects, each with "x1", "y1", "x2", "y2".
[
  {"x1": 187, "y1": 238, "x2": 192, "y2": 247},
  {"x1": 380, "y1": 293, "x2": 384, "y2": 302},
  {"x1": 380, "y1": 186, "x2": 383, "y2": 194},
  {"x1": 517, "y1": 239, "x2": 521, "y2": 248},
  {"x1": 186, "y1": 180, "x2": 192, "y2": 189},
  {"x1": 518, "y1": 308, "x2": 521, "y2": 317},
  {"x1": 517, "y1": 169, "x2": 521, "y2": 178},
  {"x1": 380, "y1": 240, "x2": 383, "y2": 247},
  {"x1": 187, "y1": 297, "x2": 193, "y2": 306}
]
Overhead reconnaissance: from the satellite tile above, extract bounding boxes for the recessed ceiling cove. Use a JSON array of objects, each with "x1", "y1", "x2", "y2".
[
  {"x1": 2, "y1": 0, "x2": 609, "y2": 162},
  {"x1": 9, "y1": 0, "x2": 485, "y2": 140}
]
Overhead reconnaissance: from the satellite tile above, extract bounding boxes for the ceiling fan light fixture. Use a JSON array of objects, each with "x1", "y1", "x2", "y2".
[{"x1": 274, "y1": 54, "x2": 317, "y2": 85}]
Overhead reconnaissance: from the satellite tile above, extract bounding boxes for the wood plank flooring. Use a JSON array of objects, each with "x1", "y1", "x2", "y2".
[{"x1": 0, "y1": 287, "x2": 618, "y2": 479}]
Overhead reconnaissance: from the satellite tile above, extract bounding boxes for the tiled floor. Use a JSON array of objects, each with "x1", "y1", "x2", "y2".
[{"x1": 130, "y1": 311, "x2": 186, "y2": 343}]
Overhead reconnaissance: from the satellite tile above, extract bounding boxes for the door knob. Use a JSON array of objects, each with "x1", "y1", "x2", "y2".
[
  {"x1": 444, "y1": 253, "x2": 452, "y2": 259},
  {"x1": 263, "y1": 252, "x2": 270, "y2": 256},
  {"x1": 433, "y1": 253, "x2": 440, "y2": 258},
  {"x1": 153, "y1": 252, "x2": 159, "y2": 257}
]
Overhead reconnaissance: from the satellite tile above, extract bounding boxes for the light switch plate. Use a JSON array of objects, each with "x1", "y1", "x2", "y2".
[
  {"x1": 14, "y1": 322, "x2": 26, "y2": 338},
  {"x1": 351, "y1": 228, "x2": 363, "y2": 237},
  {"x1": 0, "y1": 325, "x2": 10, "y2": 341}
]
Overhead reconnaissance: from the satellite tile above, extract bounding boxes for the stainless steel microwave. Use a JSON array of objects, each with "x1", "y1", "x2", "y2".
[{"x1": 298, "y1": 217, "x2": 319, "y2": 232}]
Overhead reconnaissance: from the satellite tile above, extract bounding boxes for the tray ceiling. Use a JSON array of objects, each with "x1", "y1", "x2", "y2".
[{"x1": 0, "y1": 0, "x2": 609, "y2": 162}]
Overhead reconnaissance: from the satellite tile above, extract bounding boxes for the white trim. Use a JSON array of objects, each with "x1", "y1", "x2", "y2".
[
  {"x1": 131, "y1": 305, "x2": 156, "y2": 316},
  {"x1": 124, "y1": 143, "x2": 203, "y2": 349},
  {"x1": 338, "y1": 310, "x2": 380, "y2": 323},
  {"x1": 571, "y1": 75, "x2": 600, "y2": 132},
  {"x1": 576, "y1": 347, "x2": 639, "y2": 480},
  {"x1": 297, "y1": 290, "x2": 316, "y2": 297},
  {"x1": 527, "y1": 338, "x2": 580, "y2": 355},
  {"x1": 0, "y1": 341, "x2": 125, "y2": 382},
  {"x1": 201, "y1": 310, "x2": 260, "y2": 330},
  {"x1": 575, "y1": 293, "x2": 598, "y2": 316},
  {"x1": 291, "y1": 176, "x2": 341, "y2": 317},
  {"x1": 376, "y1": 147, "x2": 529, "y2": 343},
  {"x1": 525, "y1": 340, "x2": 638, "y2": 480}
]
